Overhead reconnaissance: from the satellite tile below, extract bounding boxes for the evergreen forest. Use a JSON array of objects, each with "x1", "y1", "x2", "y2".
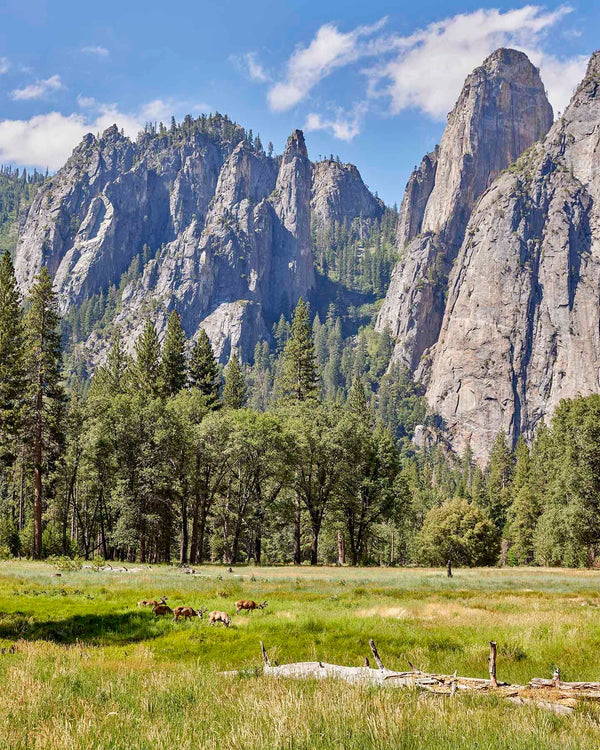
[{"x1": 1, "y1": 248, "x2": 599, "y2": 568}]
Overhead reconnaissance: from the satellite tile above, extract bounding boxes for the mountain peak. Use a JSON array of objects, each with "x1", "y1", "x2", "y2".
[
  {"x1": 100, "y1": 124, "x2": 124, "y2": 142},
  {"x1": 424, "y1": 48, "x2": 600, "y2": 460},
  {"x1": 283, "y1": 129, "x2": 308, "y2": 159},
  {"x1": 584, "y1": 49, "x2": 600, "y2": 79},
  {"x1": 481, "y1": 47, "x2": 535, "y2": 71},
  {"x1": 376, "y1": 48, "x2": 553, "y2": 373},
  {"x1": 565, "y1": 50, "x2": 600, "y2": 112}
]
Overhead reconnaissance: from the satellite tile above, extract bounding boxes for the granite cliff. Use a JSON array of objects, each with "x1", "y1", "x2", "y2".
[
  {"x1": 14, "y1": 117, "x2": 378, "y2": 362},
  {"x1": 15, "y1": 47, "x2": 600, "y2": 463},
  {"x1": 376, "y1": 49, "x2": 554, "y2": 372},
  {"x1": 425, "y1": 51, "x2": 600, "y2": 460}
]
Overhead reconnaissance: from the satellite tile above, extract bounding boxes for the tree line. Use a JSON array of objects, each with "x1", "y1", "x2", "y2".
[
  {"x1": 0, "y1": 166, "x2": 46, "y2": 253},
  {"x1": 2, "y1": 249, "x2": 600, "y2": 567},
  {"x1": 0, "y1": 255, "x2": 407, "y2": 564}
]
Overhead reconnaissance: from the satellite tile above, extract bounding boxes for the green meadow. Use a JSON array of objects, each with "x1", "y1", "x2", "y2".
[{"x1": 2, "y1": 562, "x2": 600, "y2": 748}]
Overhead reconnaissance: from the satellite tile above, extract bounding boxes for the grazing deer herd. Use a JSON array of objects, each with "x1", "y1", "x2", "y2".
[{"x1": 137, "y1": 595, "x2": 269, "y2": 626}]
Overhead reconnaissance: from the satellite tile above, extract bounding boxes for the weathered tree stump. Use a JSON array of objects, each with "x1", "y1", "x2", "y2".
[{"x1": 489, "y1": 641, "x2": 498, "y2": 688}]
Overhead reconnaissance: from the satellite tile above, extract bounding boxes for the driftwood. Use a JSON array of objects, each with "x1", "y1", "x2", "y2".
[{"x1": 254, "y1": 639, "x2": 600, "y2": 715}]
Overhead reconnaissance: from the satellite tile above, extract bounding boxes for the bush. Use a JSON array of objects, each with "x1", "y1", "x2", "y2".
[
  {"x1": 0, "y1": 511, "x2": 20, "y2": 557},
  {"x1": 47, "y1": 555, "x2": 82, "y2": 571},
  {"x1": 41, "y1": 523, "x2": 66, "y2": 557},
  {"x1": 418, "y1": 497, "x2": 499, "y2": 567}
]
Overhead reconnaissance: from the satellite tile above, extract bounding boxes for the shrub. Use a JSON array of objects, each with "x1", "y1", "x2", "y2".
[
  {"x1": 418, "y1": 497, "x2": 499, "y2": 567},
  {"x1": 47, "y1": 555, "x2": 82, "y2": 572}
]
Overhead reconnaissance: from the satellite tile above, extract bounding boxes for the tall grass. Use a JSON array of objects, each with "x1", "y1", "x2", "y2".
[{"x1": 2, "y1": 563, "x2": 600, "y2": 748}]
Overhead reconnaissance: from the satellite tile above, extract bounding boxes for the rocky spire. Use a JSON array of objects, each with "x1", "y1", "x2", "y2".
[
  {"x1": 376, "y1": 48, "x2": 554, "y2": 371},
  {"x1": 422, "y1": 48, "x2": 553, "y2": 247},
  {"x1": 396, "y1": 148, "x2": 438, "y2": 247},
  {"x1": 311, "y1": 159, "x2": 384, "y2": 228},
  {"x1": 269, "y1": 129, "x2": 315, "y2": 315},
  {"x1": 425, "y1": 50, "x2": 600, "y2": 461}
]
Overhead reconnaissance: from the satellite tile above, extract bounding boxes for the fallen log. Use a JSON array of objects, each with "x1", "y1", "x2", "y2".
[
  {"x1": 530, "y1": 677, "x2": 600, "y2": 691},
  {"x1": 252, "y1": 640, "x2": 600, "y2": 714}
]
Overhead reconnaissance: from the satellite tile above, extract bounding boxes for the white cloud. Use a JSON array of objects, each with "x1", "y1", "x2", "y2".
[
  {"x1": 88, "y1": 105, "x2": 142, "y2": 138},
  {"x1": 0, "y1": 106, "x2": 140, "y2": 170},
  {"x1": 0, "y1": 58, "x2": 9, "y2": 74},
  {"x1": 0, "y1": 113, "x2": 97, "y2": 170},
  {"x1": 81, "y1": 45, "x2": 109, "y2": 57},
  {"x1": 304, "y1": 105, "x2": 366, "y2": 141},
  {"x1": 244, "y1": 53, "x2": 269, "y2": 83},
  {"x1": 370, "y1": 5, "x2": 575, "y2": 119},
  {"x1": 140, "y1": 99, "x2": 177, "y2": 120},
  {"x1": 0, "y1": 97, "x2": 215, "y2": 170},
  {"x1": 265, "y1": 5, "x2": 589, "y2": 139},
  {"x1": 139, "y1": 98, "x2": 212, "y2": 121},
  {"x1": 267, "y1": 17, "x2": 387, "y2": 112},
  {"x1": 11, "y1": 74, "x2": 63, "y2": 101},
  {"x1": 77, "y1": 95, "x2": 97, "y2": 109},
  {"x1": 524, "y1": 51, "x2": 588, "y2": 115}
]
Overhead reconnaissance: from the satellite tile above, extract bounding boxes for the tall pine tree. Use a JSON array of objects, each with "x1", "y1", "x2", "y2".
[
  {"x1": 161, "y1": 311, "x2": 187, "y2": 396},
  {"x1": 91, "y1": 327, "x2": 128, "y2": 398},
  {"x1": 189, "y1": 329, "x2": 220, "y2": 407},
  {"x1": 223, "y1": 354, "x2": 246, "y2": 409},
  {"x1": 346, "y1": 377, "x2": 369, "y2": 419},
  {"x1": 485, "y1": 432, "x2": 514, "y2": 533},
  {"x1": 132, "y1": 320, "x2": 161, "y2": 396},
  {"x1": 505, "y1": 436, "x2": 539, "y2": 564},
  {"x1": 25, "y1": 268, "x2": 64, "y2": 558},
  {"x1": 276, "y1": 298, "x2": 317, "y2": 402}
]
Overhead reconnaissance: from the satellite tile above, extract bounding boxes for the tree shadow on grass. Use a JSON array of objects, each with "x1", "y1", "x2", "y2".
[{"x1": 0, "y1": 609, "x2": 169, "y2": 645}]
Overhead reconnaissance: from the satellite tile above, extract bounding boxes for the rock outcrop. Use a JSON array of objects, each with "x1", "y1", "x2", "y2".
[
  {"x1": 14, "y1": 118, "x2": 378, "y2": 363},
  {"x1": 376, "y1": 49, "x2": 554, "y2": 371},
  {"x1": 425, "y1": 51, "x2": 600, "y2": 461},
  {"x1": 395, "y1": 148, "x2": 438, "y2": 248},
  {"x1": 15, "y1": 120, "x2": 231, "y2": 310},
  {"x1": 111, "y1": 130, "x2": 313, "y2": 362},
  {"x1": 311, "y1": 159, "x2": 384, "y2": 228}
]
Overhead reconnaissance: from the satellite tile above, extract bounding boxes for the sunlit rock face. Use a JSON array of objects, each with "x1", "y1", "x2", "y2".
[
  {"x1": 377, "y1": 49, "x2": 554, "y2": 375},
  {"x1": 426, "y1": 51, "x2": 600, "y2": 460},
  {"x1": 16, "y1": 119, "x2": 382, "y2": 365}
]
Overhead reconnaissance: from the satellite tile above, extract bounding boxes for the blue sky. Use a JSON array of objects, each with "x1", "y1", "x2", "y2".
[{"x1": 0, "y1": 0, "x2": 596, "y2": 204}]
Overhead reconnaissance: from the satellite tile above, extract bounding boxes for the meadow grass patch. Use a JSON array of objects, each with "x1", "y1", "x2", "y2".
[{"x1": 2, "y1": 564, "x2": 600, "y2": 747}]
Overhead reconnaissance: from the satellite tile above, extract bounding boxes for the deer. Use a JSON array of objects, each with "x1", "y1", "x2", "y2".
[
  {"x1": 208, "y1": 610, "x2": 231, "y2": 627},
  {"x1": 172, "y1": 605, "x2": 208, "y2": 622},
  {"x1": 152, "y1": 598, "x2": 173, "y2": 617},
  {"x1": 138, "y1": 595, "x2": 167, "y2": 608},
  {"x1": 235, "y1": 599, "x2": 268, "y2": 614}
]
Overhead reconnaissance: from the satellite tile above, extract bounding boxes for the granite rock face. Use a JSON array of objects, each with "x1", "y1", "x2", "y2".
[
  {"x1": 311, "y1": 159, "x2": 384, "y2": 228},
  {"x1": 376, "y1": 49, "x2": 554, "y2": 371},
  {"x1": 425, "y1": 51, "x2": 600, "y2": 461},
  {"x1": 115, "y1": 130, "x2": 313, "y2": 362},
  {"x1": 395, "y1": 148, "x2": 438, "y2": 248},
  {"x1": 15, "y1": 124, "x2": 224, "y2": 307},
  {"x1": 15, "y1": 121, "x2": 378, "y2": 362}
]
